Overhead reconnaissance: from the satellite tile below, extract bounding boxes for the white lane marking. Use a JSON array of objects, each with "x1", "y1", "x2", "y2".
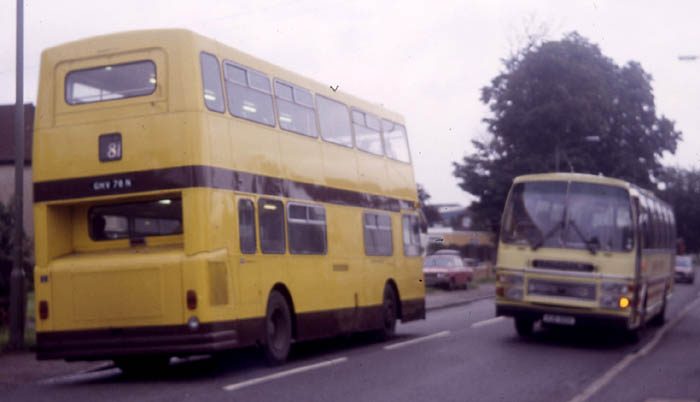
[
  {"x1": 384, "y1": 330, "x2": 450, "y2": 350},
  {"x1": 222, "y1": 357, "x2": 347, "y2": 392},
  {"x1": 567, "y1": 296, "x2": 700, "y2": 402},
  {"x1": 471, "y1": 316, "x2": 506, "y2": 328}
]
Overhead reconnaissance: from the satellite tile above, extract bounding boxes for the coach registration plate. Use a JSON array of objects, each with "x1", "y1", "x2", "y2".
[{"x1": 542, "y1": 314, "x2": 575, "y2": 326}]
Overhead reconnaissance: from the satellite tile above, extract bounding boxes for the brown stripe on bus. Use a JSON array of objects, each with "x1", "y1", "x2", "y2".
[{"x1": 33, "y1": 165, "x2": 416, "y2": 212}]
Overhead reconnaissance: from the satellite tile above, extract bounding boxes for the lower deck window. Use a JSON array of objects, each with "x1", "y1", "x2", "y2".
[
  {"x1": 287, "y1": 203, "x2": 326, "y2": 254},
  {"x1": 364, "y1": 212, "x2": 393, "y2": 256},
  {"x1": 89, "y1": 198, "x2": 183, "y2": 241}
]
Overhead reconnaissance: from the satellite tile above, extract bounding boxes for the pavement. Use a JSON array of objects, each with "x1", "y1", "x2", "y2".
[{"x1": 0, "y1": 282, "x2": 495, "y2": 387}]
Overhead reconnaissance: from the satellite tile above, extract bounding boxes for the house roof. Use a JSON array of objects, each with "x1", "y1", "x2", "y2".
[{"x1": 0, "y1": 103, "x2": 34, "y2": 165}]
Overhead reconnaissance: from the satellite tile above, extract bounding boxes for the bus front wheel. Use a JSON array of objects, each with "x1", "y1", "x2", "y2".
[
  {"x1": 263, "y1": 290, "x2": 292, "y2": 365},
  {"x1": 514, "y1": 318, "x2": 534, "y2": 337}
]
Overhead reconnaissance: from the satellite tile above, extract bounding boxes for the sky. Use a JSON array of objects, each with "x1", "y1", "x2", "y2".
[{"x1": 1, "y1": 0, "x2": 699, "y2": 205}]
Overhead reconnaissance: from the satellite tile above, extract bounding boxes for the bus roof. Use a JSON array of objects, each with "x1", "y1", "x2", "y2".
[
  {"x1": 513, "y1": 172, "x2": 632, "y2": 189},
  {"x1": 40, "y1": 28, "x2": 406, "y2": 124}
]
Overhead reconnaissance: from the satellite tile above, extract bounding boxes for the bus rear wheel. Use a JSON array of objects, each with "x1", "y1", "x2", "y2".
[
  {"x1": 263, "y1": 290, "x2": 292, "y2": 365},
  {"x1": 376, "y1": 285, "x2": 398, "y2": 341}
]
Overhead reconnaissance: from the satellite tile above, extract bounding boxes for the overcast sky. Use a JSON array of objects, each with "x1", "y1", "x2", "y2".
[{"x1": 1, "y1": 0, "x2": 699, "y2": 204}]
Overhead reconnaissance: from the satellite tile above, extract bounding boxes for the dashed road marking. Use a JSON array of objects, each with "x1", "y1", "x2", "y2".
[
  {"x1": 222, "y1": 357, "x2": 348, "y2": 392},
  {"x1": 471, "y1": 316, "x2": 506, "y2": 328},
  {"x1": 567, "y1": 296, "x2": 700, "y2": 402},
  {"x1": 384, "y1": 330, "x2": 450, "y2": 350}
]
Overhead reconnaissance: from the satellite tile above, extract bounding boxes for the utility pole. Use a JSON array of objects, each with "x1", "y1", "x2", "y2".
[{"x1": 9, "y1": 0, "x2": 26, "y2": 349}]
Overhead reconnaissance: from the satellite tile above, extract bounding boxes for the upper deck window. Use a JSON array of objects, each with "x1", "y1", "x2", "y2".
[
  {"x1": 65, "y1": 60, "x2": 156, "y2": 105},
  {"x1": 352, "y1": 108, "x2": 384, "y2": 156},
  {"x1": 200, "y1": 53, "x2": 225, "y2": 113},
  {"x1": 274, "y1": 80, "x2": 317, "y2": 137},
  {"x1": 223, "y1": 60, "x2": 275, "y2": 127},
  {"x1": 317, "y1": 95, "x2": 353, "y2": 147},
  {"x1": 381, "y1": 119, "x2": 411, "y2": 163}
]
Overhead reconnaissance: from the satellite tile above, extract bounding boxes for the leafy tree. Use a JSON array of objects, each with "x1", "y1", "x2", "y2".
[
  {"x1": 658, "y1": 167, "x2": 700, "y2": 254},
  {"x1": 454, "y1": 32, "x2": 682, "y2": 231},
  {"x1": 416, "y1": 184, "x2": 442, "y2": 229}
]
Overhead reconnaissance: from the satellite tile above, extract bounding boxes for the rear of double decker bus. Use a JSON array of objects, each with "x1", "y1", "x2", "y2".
[
  {"x1": 33, "y1": 30, "x2": 232, "y2": 368},
  {"x1": 495, "y1": 173, "x2": 665, "y2": 337}
]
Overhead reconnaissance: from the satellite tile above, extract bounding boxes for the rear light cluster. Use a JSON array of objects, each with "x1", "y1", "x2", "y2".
[
  {"x1": 39, "y1": 301, "x2": 49, "y2": 320},
  {"x1": 186, "y1": 290, "x2": 198, "y2": 310},
  {"x1": 496, "y1": 271, "x2": 524, "y2": 300},
  {"x1": 600, "y1": 281, "x2": 633, "y2": 309}
]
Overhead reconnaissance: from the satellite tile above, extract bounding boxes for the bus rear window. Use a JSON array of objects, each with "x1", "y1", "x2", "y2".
[
  {"x1": 65, "y1": 60, "x2": 157, "y2": 105},
  {"x1": 89, "y1": 198, "x2": 182, "y2": 241}
]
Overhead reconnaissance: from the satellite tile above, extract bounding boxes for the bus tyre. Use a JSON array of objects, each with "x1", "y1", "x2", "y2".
[
  {"x1": 263, "y1": 290, "x2": 292, "y2": 366},
  {"x1": 376, "y1": 285, "x2": 398, "y2": 341},
  {"x1": 649, "y1": 297, "x2": 666, "y2": 327},
  {"x1": 514, "y1": 318, "x2": 534, "y2": 337}
]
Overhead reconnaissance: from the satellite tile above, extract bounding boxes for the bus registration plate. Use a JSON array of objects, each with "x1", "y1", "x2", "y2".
[{"x1": 543, "y1": 314, "x2": 575, "y2": 326}]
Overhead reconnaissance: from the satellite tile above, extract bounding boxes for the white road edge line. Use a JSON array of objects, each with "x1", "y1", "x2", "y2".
[
  {"x1": 223, "y1": 357, "x2": 348, "y2": 392},
  {"x1": 567, "y1": 296, "x2": 700, "y2": 402},
  {"x1": 471, "y1": 316, "x2": 506, "y2": 328},
  {"x1": 384, "y1": 330, "x2": 451, "y2": 350}
]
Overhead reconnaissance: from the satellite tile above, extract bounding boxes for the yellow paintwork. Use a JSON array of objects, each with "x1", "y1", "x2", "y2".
[
  {"x1": 495, "y1": 173, "x2": 674, "y2": 330},
  {"x1": 33, "y1": 29, "x2": 423, "y2": 335}
]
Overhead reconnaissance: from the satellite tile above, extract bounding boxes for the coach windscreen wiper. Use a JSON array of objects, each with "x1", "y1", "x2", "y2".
[
  {"x1": 531, "y1": 220, "x2": 564, "y2": 251},
  {"x1": 567, "y1": 219, "x2": 599, "y2": 255}
]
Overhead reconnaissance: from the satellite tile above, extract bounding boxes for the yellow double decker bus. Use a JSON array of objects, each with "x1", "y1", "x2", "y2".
[
  {"x1": 495, "y1": 173, "x2": 675, "y2": 338},
  {"x1": 32, "y1": 29, "x2": 425, "y2": 368}
]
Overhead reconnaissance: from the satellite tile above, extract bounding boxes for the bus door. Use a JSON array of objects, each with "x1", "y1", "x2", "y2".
[{"x1": 235, "y1": 197, "x2": 262, "y2": 316}]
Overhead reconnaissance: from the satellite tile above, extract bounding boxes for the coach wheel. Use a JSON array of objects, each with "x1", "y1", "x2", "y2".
[
  {"x1": 263, "y1": 290, "x2": 292, "y2": 365},
  {"x1": 649, "y1": 291, "x2": 666, "y2": 327},
  {"x1": 514, "y1": 318, "x2": 534, "y2": 337}
]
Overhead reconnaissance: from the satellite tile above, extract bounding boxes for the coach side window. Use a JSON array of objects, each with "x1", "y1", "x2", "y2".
[
  {"x1": 317, "y1": 95, "x2": 353, "y2": 147},
  {"x1": 364, "y1": 212, "x2": 393, "y2": 256},
  {"x1": 274, "y1": 80, "x2": 317, "y2": 137},
  {"x1": 223, "y1": 60, "x2": 275, "y2": 126},
  {"x1": 352, "y1": 108, "x2": 384, "y2": 156},
  {"x1": 200, "y1": 53, "x2": 226, "y2": 113},
  {"x1": 238, "y1": 199, "x2": 256, "y2": 254},
  {"x1": 259, "y1": 198, "x2": 285, "y2": 254}
]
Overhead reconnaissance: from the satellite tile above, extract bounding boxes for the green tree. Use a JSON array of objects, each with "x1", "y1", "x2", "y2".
[
  {"x1": 454, "y1": 32, "x2": 682, "y2": 231},
  {"x1": 658, "y1": 167, "x2": 700, "y2": 254},
  {"x1": 416, "y1": 184, "x2": 442, "y2": 230}
]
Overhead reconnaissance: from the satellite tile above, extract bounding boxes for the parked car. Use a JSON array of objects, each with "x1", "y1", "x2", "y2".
[
  {"x1": 423, "y1": 250, "x2": 473, "y2": 290},
  {"x1": 674, "y1": 256, "x2": 695, "y2": 284}
]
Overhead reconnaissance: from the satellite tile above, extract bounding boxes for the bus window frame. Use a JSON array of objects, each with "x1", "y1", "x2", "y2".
[
  {"x1": 286, "y1": 202, "x2": 327, "y2": 255},
  {"x1": 64, "y1": 60, "x2": 158, "y2": 106},
  {"x1": 199, "y1": 52, "x2": 226, "y2": 113},
  {"x1": 238, "y1": 198, "x2": 257, "y2": 254},
  {"x1": 351, "y1": 107, "x2": 385, "y2": 157},
  {"x1": 315, "y1": 94, "x2": 355, "y2": 149},
  {"x1": 380, "y1": 118, "x2": 412, "y2": 164},
  {"x1": 273, "y1": 78, "x2": 318, "y2": 138},
  {"x1": 222, "y1": 59, "x2": 276, "y2": 127}
]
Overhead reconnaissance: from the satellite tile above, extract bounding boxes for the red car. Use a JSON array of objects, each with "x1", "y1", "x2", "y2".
[{"x1": 423, "y1": 250, "x2": 474, "y2": 290}]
